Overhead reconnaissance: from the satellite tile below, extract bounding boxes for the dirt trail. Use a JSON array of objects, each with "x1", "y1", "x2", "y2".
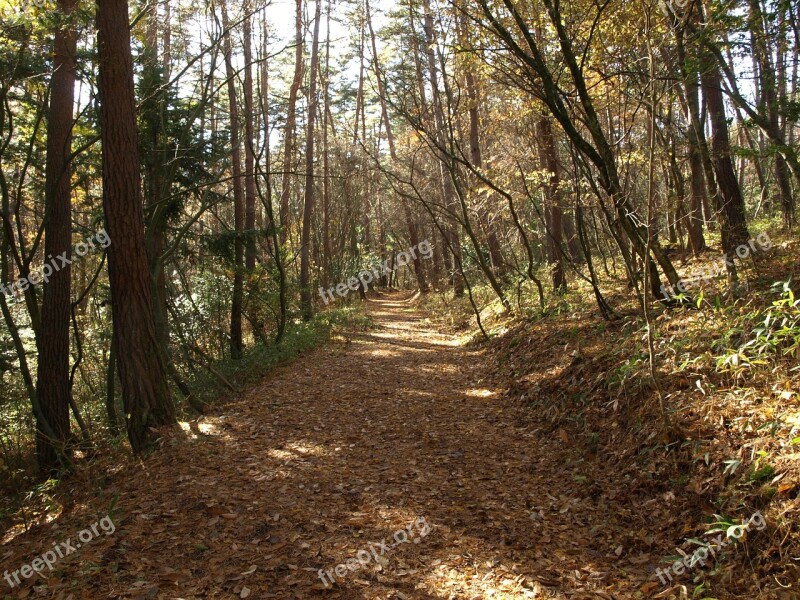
[{"x1": 6, "y1": 293, "x2": 661, "y2": 599}]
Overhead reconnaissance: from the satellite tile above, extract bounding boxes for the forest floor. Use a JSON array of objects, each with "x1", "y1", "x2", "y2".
[{"x1": 1, "y1": 291, "x2": 795, "y2": 599}]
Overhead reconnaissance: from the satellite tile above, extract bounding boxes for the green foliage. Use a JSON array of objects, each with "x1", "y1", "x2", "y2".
[
  {"x1": 747, "y1": 451, "x2": 776, "y2": 484},
  {"x1": 715, "y1": 280, "x2": 800, "y2": 377},
  {"x1": 185, "y1": 306, "x2": 372, "y2": 409},
  {"x1": 741, "y1": 280, "x2": 800, "y2": 359}
]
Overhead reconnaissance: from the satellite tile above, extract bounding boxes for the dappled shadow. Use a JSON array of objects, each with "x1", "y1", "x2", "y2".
[{"x1": 2, "y1": 293, "x2": 666, "y2": 598}]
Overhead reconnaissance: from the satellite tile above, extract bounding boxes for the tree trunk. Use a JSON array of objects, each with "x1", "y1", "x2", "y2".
[
  {"x1": 300, "y1": 0, "x2": 322, "y2": 320},
  {"x1": 701, "y1": 62, "x2": 751, "y2": 266},
  {"x1": 477, "y1": 0, "x2": 681, "y2": 302},
  {"x1": 105, "y1": 332, "x2": 119, "y2": 437},
  {"x1": 96, "y1": 0, "x2": 176, "y2": 455},
  {"x1": 748, "y1": 0, "x2": 795, "y2": 228},
  {"x1": 674, "y1": 24, "x2": 706, "y2": 255},
  {"x1": 366, "y1": 0, "x2": 428, "y2": 292},
  {"x1": 280, "y1": 0, "x2": 303, "y2": 245},
  {"x1": 536, "y1": 114, "x2": 566, "y2": 292},
  {"x1": 457, "y1": 12, "x2": 506, "y2": 278},
  {"x1": 322, "y1": 0, "x2": 332, "y2": 290},
  {"x1": 421, "y1": 0, "x2": 463, "y2": 297},
  {"x1": 244, "y1": 0, "x2": 257, "y2": 270},
  {"x1": 220, "y1": 2, "x2": 245, "y2": 358},
  {"x1": 36, "y1": 0, "x2": 78, "y2": 472}
]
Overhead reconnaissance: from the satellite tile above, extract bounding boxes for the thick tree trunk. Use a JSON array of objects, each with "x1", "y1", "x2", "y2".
[
  {"x1": 536, "y1": 115, "x2": 566, "y2": 292},
  {"x1": 675, "y1": 25, "x2": 706, "y2": 255},
  {"x1": 36, "y1": 0, "x2": 78, "y2": 472},
  {"x1": 96, "y1": 0, "x2": 176, "y2": 455},
  {"x1": 701, "y1": 63, "x2": 751, "y2": 263}
]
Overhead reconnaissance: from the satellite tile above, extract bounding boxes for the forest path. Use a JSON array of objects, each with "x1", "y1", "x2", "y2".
[{"x1": 13, "y1": 293, "x2": 658, "y2": 599}]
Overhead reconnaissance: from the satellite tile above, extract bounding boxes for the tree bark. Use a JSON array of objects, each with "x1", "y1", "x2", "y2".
[
  {"x1": 748, "y1": 0, "x2": 795, "y2": 228},
  {"x1": 37, "y1": 0, "x2": 78, "y2": 472},
  {"x1": 322, "y1": 0, "x2": 332, "y2": 290},
  {"x1": 674, "y1": 24, "x2": 706, "y2": 255},
  {"x1": 300, "y1": 0, "x2": 322, "y2": 320},
  {"x1": 220, "y1": 2, "x2": 245, "y2": 358},
  {"x1": 701, "y1": 61, "x2": 751, "y2": 264},
  {"x1": 280, "y1": 0, "x2": 303, "y2": 245},
  {"x1": 244, "y1": 0, "x2": 257, "y2": 270},
  {"x1": 457, "y1": 12, "x2": 506, "y2": 278},
  {"x1": 536, "y1": 114, "x2": 566, "y2": 292},
  {"x1": 96, "y1": 0, "x2": 176, "y2": 455}
]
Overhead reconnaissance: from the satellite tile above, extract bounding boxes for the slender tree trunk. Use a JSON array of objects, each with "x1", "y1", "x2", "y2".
[
  {"x1": 366, "y1": 0, "x2": 428, "y2": 292},
  {"x1": 477, "y1": 0, "x2": 681, "y2": 302},
  {"x1": 748, "y1": 0, "x2": 795, "y2": 228},
  {"x1": 96, "y1": 0, "x2": 176, "y2": 455},
  {"x1": 105, "y1": 332, "x2": 119, "y2": 437},
  {"x1": 244, "y1": 0, "x2": 257, "y2": 270},
  {"x1": 142, "y1": 0, "x2": 187, "y2": 408},
  {"x1": 260, "y1": 14, "x2": 271, "y2": 236},
  {"x1": 259, "y1": 15, "x2": 287, "y2": 342},
  {"x1": 408, "y1": 0, "x2": 443, "y2": 289},
  {"x1": 322, "y1": 0, "x2": 332, "y2": 290},
  {"x1": 37, "y1": 0, "x2": 78, "y2": 472},
  {"x1": 220, "y1": 2, "x2": 245, "y2": 358},
  {"x1": 421, "y1": 0, "x2": 463, "y2": 297},
  {"x1": 353, "y1": 9, "x2": 365, "y2": 146},
  {"x1": 300, "y1": 0, "x2": 322, "y2": 320},
  {"x1": 457, "y1": 12, "x2": 506, "y2": 278},
  {"x1": 280, "y1": 0, "x2": 303, "y2": 244}
]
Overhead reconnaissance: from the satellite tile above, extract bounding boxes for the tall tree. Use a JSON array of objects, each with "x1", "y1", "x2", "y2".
[
  {"x1": 672, "y1": 18, "x2": 707, "y2": 255},
  {"x1": 300, "y1": 0, "x2": 322, "y2": 320},
  {"x1": 700, "y1": 60, "x2": 751, "y2": 273},
  {"x1": 456, "y1": 12, "x2": 507, "y2": 278},
  {"x1": 747, "y1": 0, "x2": 795, "y2": 228},
  {"x1": 220, "y1": 2, "x2": 245, "y2": 358},
  {"x1": 421, "y1": 0, "x2": 464, "y2": 297},
  {"x1": 96, "y1": 0, "x2": 176, "y2": 454},
  {"x1": 536, "y1": 115, "x2": 566, "y2": 292},
  {"x1": 321, "y1": 0, "x2": 332, "y2": 290},
  {"x1": 366, "y1": 0, "x2": 428, "y2": 292},
  {"x1": 244, "y1": 0, "x2": 258, "y2": 270},
  {"x1": 475, "y1": 0, "x2": 682, "y2": 301},
  {"x1": 36, "y1": 0, "x2": 78, "y2": 471},
  {"x1": 280, "y1": 0, "x2": 304, "y2": 245}
]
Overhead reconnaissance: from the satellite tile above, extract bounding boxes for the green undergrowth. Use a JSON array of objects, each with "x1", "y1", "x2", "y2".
[{"x1": 186, "y1": 305, "x2": 374, "y2": 410}]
